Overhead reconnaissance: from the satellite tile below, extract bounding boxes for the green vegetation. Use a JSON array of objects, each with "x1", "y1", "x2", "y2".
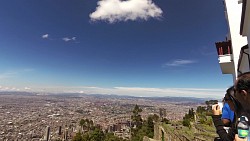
[
  {"x1": 182, "y1": 108, "x2": 195, "y2": 127},
  {"x1": 72, "y1": 119, "x2": 126, "y2": 141},
  {"x1": 155, "y1": 100, "x2": 219, "y2": 141},
  {"x1": 73, "y1": 104, "x2": 158, "y2": 141},
  {"x1": 74, "y1": 100, "x2": 219, "y2": 141},
  {"x1": 130, "y1": 104, "x2": 159, "y2": 141}
]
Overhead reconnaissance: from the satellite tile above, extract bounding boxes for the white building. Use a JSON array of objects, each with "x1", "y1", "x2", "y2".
[{"x1": 215, "y1": 0, "x2": 250, "y2": 81}]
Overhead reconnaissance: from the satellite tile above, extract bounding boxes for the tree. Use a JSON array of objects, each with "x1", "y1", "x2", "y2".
[
  {"x1": 162, "y1": 118, "x2": 170, "y2": 124},
  {"x1": 80, "y1": 119, "x2": 85, "y2": 131},
  {"x1": 73, "y1": 119, "x2": 127, "y2": 141},
  {"x1": 90, "y1": 128, "x2": 105, "y2": 141},
  {"x1": 146, "y1": 116, "x2": 154, "y2": 138},
  {"x1": 131, "y1": 109, "x2": 159, "y2": 141},
  {"x1": 72, "y1": 132, "x2": 83, "y2": 141},
  {"x1": 196, "y1": 106, "x2": 206, "y2": 114},
  {"x1": 188, "y1": 108, "x2": 195, "y2": 120},
  {"x1": 131, "y1": 105, "x2": 144, "y2": 141},
  {"x1": 131, "y1": 104, "x2": 143, "y2": 129},
  {"x1": 182, "y1": 118, "x2": 191, "y2": 127},
  {"x1": 152, "y1": 114, "x2": 159, "y2": 122}
]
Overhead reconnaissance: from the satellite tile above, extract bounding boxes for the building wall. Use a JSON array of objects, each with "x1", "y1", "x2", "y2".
[
  {"x1": 248, "y1": 19, "x2": 250, "y2": 48},
  {"x1": 241, "y1": 0, "x2": 250, "y2": 64},
  {"x1": 238, "y1": 48, "x2": 250, "y2": 74},
  {"x1": 224, "y1": 0, "x2": 248, "y2": 80}
]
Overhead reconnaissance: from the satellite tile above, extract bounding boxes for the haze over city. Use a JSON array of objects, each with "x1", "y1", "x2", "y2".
[{"x1": 0, "y1": 0, "x2": 232, "y2": 98}]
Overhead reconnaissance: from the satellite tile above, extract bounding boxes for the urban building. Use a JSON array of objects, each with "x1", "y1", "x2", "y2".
[{"x1": 215, "y1": 0, "x2": 250, "y2": 80}]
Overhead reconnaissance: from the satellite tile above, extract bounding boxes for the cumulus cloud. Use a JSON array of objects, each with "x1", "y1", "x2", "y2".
[
  {"x1": 163, "y1": 59, "x2": 197, "y2": 67},
  {"x1": 90, "y1": 0, "x2": 163, "y2": 23},
  {"x1": 42, "y1": 34, "x2": 49, "y2": 39}
]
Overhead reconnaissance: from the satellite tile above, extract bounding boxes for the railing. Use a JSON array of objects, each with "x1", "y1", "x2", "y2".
[{"x1": 215, "y1": 40, "x2": 232, "y2": 56}]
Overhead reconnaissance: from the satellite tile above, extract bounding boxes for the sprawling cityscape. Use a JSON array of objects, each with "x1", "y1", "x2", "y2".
[{"x1": 0, "y1": 92, "x2": 204, "y2": 141}]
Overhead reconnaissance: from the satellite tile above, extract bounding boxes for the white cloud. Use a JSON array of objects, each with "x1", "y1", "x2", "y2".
[
  {"x1": 79, "y1": 91, "x2": 84, "y2": 94},
  {"x1": 90, "y1": 0, "x2": 163, "y2": 23},
  {"x1": 0, "y1": 85, "x2": 26, "y2": 92},
  {"x1": 62, "y1": 37, "x2": 71, "y2": 42},
  {"x1": 62, "y1": 37, "x2": 77, "y2": 42},
  {"x1": 60, "y1": 86, "x2": 225, "y2": 98},
  {"x1": 42, "y1": 34, "x2": 78, "y2": 42},
  {"x1": 42, "y1": 34, "x2": 49, "y2": 39},
  {"x1": 163, "y1": 59, "x2": 197, "y2": 67},
  {"x1": 24, "y1": 87, "x2": 31, "y2": 90},
  {"x1": 113, "y1": 87, "x2": 224, "y2": 98},
  {"x1": 1, "y1": 85, "x2": 225, "y2": 98}
]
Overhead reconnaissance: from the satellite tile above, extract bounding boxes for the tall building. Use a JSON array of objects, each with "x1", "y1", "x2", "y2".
[
  {"x1": 59, "y1": 126, "x2": 62, "y2": 136},
  {"x1": 63, "y1": 128, "x2": 68, "y2": 141},
  {"x1": 159, "y1": 108, "x2": 166, "y2": 119},
  {"x1": 44, "y1": 126, "x2": 50, "y2": 141},
  {"x1": 215, "y1": 0, "x2": 250, "y2": 82}
]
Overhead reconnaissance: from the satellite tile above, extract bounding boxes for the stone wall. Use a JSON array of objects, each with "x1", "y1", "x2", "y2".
[
  {"x1": 143, "y1": 136, "x2": 159, "y2": 141},
  {"x1": 144, "y1": 124, "x2": 190, "y2": 141},
  {"x1": 143, "y1": 123, "x2": 215, "y2": 141}
]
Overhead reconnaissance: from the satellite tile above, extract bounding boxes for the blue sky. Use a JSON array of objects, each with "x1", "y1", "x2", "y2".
[{"x1": 0, "y1": 0, "x2": 233, "y2": 98}]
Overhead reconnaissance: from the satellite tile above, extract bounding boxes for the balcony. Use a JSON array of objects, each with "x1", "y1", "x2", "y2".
[{"x1": 215, "y1": 40, "x2": 234, "y2": 74}]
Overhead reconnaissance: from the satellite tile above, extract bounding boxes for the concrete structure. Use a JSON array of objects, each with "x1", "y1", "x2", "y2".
[
  {"x1": 241, "y1": 0, "x2": 250, "y2": 43},
  {"x1": 160, "y1": 108, "x2": 167, "y2": 120},
  {"x1": 215, "y1": 0, "x2": 250, "y2": 81},
  {"x1": 44, "y1": 126, "x2": 50, "y2": 141},
  {"x1": 143, "y1": 124, "x2": 190, "y2": 141}
]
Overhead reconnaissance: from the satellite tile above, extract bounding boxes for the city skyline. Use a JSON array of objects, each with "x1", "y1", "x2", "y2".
[{"x1": 0, "y1": 0, "x2": 232, "y2": 98}]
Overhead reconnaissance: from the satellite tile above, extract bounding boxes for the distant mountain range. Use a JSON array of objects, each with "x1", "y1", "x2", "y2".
[{"x1": 0, "y1": 91, "x2": 212, "y2": 103}]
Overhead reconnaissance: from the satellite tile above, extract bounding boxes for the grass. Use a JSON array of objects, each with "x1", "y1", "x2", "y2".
[{"x1": 161, "y1": 120, "x2": 217, "y2": 141}]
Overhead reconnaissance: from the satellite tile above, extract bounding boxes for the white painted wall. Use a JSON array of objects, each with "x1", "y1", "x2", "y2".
[{"x1": 224, "y1": 0, "x2": 248, "y2": 81}]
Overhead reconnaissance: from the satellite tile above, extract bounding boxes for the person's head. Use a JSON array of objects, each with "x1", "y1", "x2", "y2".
[
  {"x1": 234, "y1": 72, "x2": 250, "y2": 113},
  {"x1": 224, "y1": 86, "x2": 236, "y2": 112}
]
